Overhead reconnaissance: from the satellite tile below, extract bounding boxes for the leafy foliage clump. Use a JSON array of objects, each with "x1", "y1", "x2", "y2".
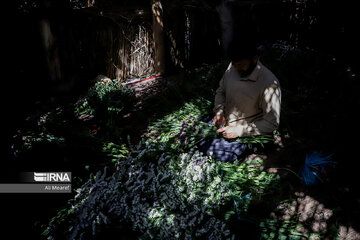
[
  {"x1": 44, "y1": 142, "x2": 278, "y2": 239},
  {"x1": 101, "y1": 141, "x2": 129, "y2": 164},
  {"x1": 146, "y1": 97, "x2": 214, "y2": 142},
  {"x1": 74, "y1": 79, "x2": 136, "y2": 129},
  {"x1": 10, "y1": 109, "x2": 68, "y2": 158},
  {"x1": 44, "y1": 97, "x2": 279, "y2": 240}
]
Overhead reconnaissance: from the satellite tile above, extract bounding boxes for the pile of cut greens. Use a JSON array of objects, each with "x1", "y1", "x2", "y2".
[{"x1": 43, "y1": 97, "x2": 280, "y2": 239}]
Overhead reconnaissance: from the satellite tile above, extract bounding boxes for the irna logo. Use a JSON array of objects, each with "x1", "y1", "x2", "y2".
[{"x1": 34, "y1": 172, "x2": 71, "y2": 182}]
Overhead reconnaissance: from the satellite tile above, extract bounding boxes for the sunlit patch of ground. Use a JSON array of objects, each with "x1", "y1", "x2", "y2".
[
  {"x1": 338, "y1": 226, "x2": 360, "y2": 240},
  {"x1": 263, "y1": 192, "x2": 360, "y2": 240}
]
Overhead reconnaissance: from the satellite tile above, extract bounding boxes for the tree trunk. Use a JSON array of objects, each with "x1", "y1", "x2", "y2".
[
  {"x1": 216, "y1": 0, "x2": 233, "y2": 56},
  {"x1": 151, "y1": 0, "x2": 166, "y2": 75},
  {"x1": 39, "y1": 19, "x2": 62, "y2": 83}
]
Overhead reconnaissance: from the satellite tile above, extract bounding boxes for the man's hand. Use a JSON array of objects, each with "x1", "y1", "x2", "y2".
[
  {"x1": 212, "y1": 114, "x2": 226, "y2": 128},
  {"x1": 216, "y1": 126, "x2": 241, "y2": 139}
]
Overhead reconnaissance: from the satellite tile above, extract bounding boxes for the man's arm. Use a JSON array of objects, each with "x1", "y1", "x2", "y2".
[
  {"x1": 245, "y1": 83, "x2": 281, "y2": 135},
  {"x1": 213, "y1": 74, "x2": 226, "y2": 116},
  {"x1": 212, "y1": 73, "x2": 227, "y2": 128},
  {"x1": 236, "y1": 82, "x2": 281, "y2": 136}
]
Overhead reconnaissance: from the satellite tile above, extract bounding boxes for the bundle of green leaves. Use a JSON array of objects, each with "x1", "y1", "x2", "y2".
[{"x1": 74, "y1": 79, "x2": 136, "y2": 125}]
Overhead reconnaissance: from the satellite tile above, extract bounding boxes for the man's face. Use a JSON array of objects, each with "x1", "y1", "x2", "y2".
[{"x1": 232, "y1": 56, "x2": 258, "y2": 78}]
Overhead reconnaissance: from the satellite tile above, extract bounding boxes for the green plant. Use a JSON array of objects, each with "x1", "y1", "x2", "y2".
[
  {"x1": 102, "y1": 142, "x2": 129, "y2": 163},
  {"x1": 74, "y1": 97, "x2": 94, "y2": 117},
  {"x1": 86, "y1": 80, "x2": 136, "y2": 125},
  {"x1": 146, "y1": 97, "x2": 213, "y2": 142},
  {"x1": 10, "y1": 110, "x2": 67, "y2": 158},
  {"x1": 236, "y1": 134, "x2": 274, "y2": 148}
]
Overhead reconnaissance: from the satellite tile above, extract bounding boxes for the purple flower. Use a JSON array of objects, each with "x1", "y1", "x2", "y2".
[
  {"x1": 193, "y1": 158, "x2": 206, "y2": 165},
  {"x1": 195, "y1": 127, "x2": 200, "y2": 134},
  {"x1": 180, "y1": 125, "x2": 185, "y2": 133}
]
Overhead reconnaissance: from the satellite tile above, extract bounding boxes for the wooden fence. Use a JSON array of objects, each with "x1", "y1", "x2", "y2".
[{"x1": 104, "y1": 19, "x2": 155, "y2": 80}]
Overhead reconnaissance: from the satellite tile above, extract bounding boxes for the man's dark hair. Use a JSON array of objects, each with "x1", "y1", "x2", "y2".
[{"x1": 227, "y1": 39, "x2": 258, "y2": 62}]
